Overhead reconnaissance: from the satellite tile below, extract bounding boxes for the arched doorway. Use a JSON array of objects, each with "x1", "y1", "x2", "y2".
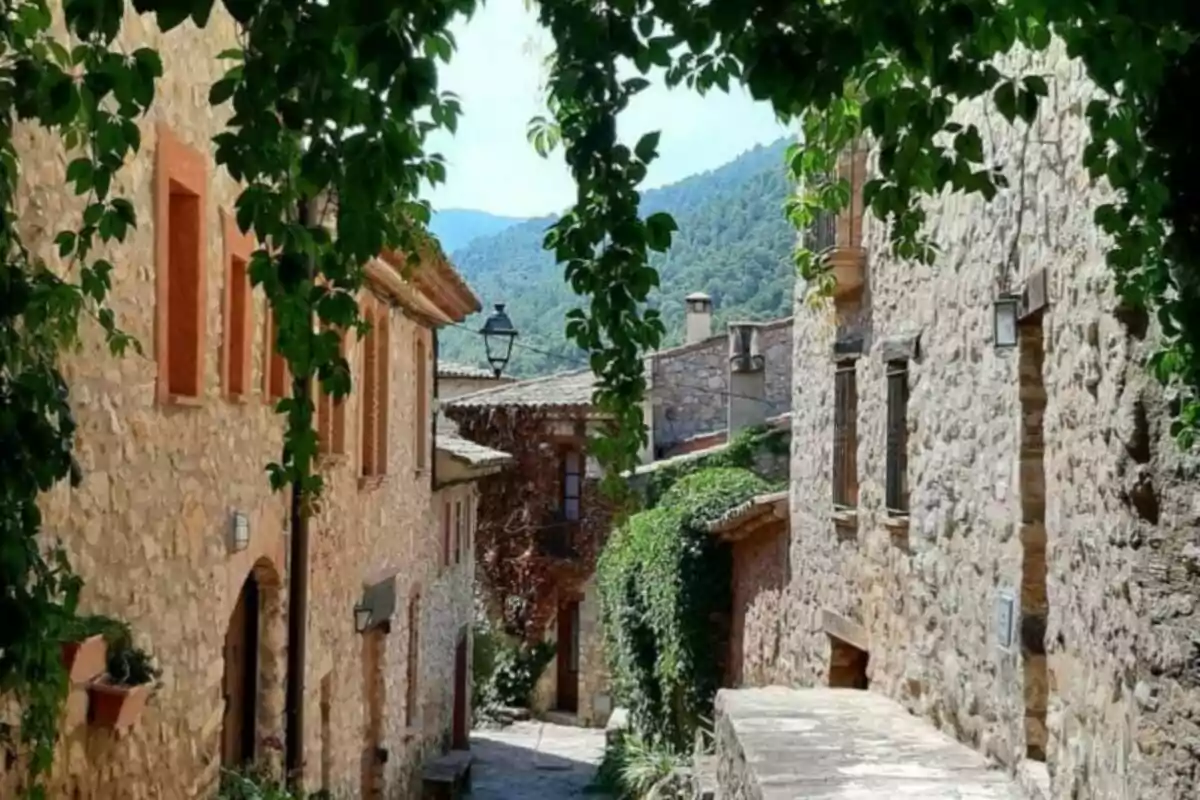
[
  {"x1": 223, "y1": 571, "x2": 261, "y2": 767},
  {"x1": 222, "y1": 559, "x2": 286, "y2": 773}
]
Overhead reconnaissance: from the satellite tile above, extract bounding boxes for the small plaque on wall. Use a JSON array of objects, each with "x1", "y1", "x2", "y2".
[{"x1": 996, "y1": 590, "x2": 1016, "y2": 651}]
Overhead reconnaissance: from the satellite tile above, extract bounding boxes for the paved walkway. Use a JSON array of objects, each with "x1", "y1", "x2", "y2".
[{"x1": 469, "y1": 720, "x2": 608, "y2": 799}]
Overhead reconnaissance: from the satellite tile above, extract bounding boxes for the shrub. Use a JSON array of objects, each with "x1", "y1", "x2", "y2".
[
  {"x1": 597, "y1": 466, "x2": 771, "y2": 747},
  {"x1": 490, "y1": 640, "x2": 556, "y2": 707},
  {"x1": 217, "y1": 766, "x2": 331, "y2": 799},
  {"x1": 591, "y1": 729, "x2": 691, "y2": 800}
]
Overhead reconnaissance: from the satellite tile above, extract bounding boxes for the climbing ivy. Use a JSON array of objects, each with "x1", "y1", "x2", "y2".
[
  {"x1": 2, "y1": 0, "x2": 163, "y2": 793},
  {"x1": 597, "y1": 467, "x2": 771, "y2": 748},
  {"x1": 6, "y1": 0, "x2": 1200, "y2": 793}
]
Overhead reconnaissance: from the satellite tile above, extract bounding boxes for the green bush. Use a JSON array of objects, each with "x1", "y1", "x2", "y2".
[
  {"x1": 490, "y1": 640, "x2": 556, "y2": 707},
  {"x1": 590, "y1": 729, "x2": 690, "y2": 800},
  {"x1": 217, "y1": 767, "x2": 330, "y2": 799},
  {"x1": 472, "y1": 615, "x2": 556, "y2": 713},
  {"x1": 598, "y1": 466, "x2": 772, "y2": 747}
]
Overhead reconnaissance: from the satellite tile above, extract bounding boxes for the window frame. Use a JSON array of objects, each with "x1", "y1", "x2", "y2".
[
  {"x1": 220, "y1": 210, "x2": 254, "y2": 400},
  {"x1": 884, "y1": 360, "x2": 910, "y2": 515},
  {"x1": 832, "y1": 358, "x2": 859, "y2": 509},
  {"x1": 562, "y1": 448, "x2": 583, "y2": 522},
  {"x1": 154, "y1": 123, "x2": 208, "y2": 405}
]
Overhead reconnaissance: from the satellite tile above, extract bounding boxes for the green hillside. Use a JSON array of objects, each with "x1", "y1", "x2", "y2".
[
  {"x1": 428, "y1": 209, "x2": 530, "y2": 253},
  {"x1": 439, "y1": 139, "x2": 796, "y2": 377}
]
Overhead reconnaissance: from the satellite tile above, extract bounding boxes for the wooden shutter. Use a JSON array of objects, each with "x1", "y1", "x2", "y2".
[
  {"x1": 885, "y1": 361, "x2": 909, "y2": 513},
  {"x1": 833, "y1": 361, "x2": 858, "y2": 508}
]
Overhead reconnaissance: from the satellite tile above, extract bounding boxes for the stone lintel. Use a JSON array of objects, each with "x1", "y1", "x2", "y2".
[
  {"x1": 821, "y1": 608, "x2": 869, "y2": 652},
  {"x1": 879, "y1": 331, "x2": 921, "y2": 363},
  {"x1": 832, "y1": 333, "x2": 864, "y2": 360}
]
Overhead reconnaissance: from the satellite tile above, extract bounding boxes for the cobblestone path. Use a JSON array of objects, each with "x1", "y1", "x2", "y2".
[{"x1": 469, "y1": 720, "x2": 608, "y2": 799}]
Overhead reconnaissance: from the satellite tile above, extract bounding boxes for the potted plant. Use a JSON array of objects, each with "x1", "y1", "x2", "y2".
[
  {"x1": 87, "y1": 629, "x2": 161, "y2": 730},
  {"x1": 60, "y1": 614, "x2": 123, "y2": 684}
]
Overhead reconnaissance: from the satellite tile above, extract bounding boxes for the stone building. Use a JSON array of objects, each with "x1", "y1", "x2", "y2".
[
  {"x1": 444, "y1": 371, "x2": 617, "y2": 728},
  {"x1": 447, "y1": 294, "x2": 794, "y2": 729},
  {"x1": 437, "y1": 360, "x2": 515, "y2": 402},
  {"x1": 736, "y1": 43, "x2": 1200, "y2": 800},
  {"x1": 647, "y1": 292, "x2": 792, "y2": 458},
  {"x1": 0, "y1": 7, "x2": 495, "y2": 798}
]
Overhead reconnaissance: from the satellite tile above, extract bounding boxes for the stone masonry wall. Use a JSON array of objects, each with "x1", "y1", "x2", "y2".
[
  {"x1": 649, "y1": 319, "x2": 792, "y2": 452},
  {"x1": 3, "y1": 8, "x2": 470, "y2": 798},
  {"x1": 759, "y1": 42, "x2": 1200, "y2": 800}
]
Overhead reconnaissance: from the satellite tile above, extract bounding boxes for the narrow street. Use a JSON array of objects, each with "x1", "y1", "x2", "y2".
[{"x1": 469, "y1": 720, "x2": 609, "y2": 799}]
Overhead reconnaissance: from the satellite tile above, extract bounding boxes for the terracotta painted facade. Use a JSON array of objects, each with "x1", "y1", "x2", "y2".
[{"x1": 2, "y1": 7, "x2": 488, "y2": 798}]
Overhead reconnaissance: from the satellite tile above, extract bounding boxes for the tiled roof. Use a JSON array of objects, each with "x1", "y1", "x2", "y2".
[
  {"x1": 436, "y1": 431, "x2": 513, "y2": 468},
  {"x1": 704, "y1": 490, "x2": 789, "y2": 534},
  {"x1": 444, "y1": 368, "x2": 597, "y2": 410},
  {"x1": 437, "y1": 361, "x2": 499, "y2": 379}
]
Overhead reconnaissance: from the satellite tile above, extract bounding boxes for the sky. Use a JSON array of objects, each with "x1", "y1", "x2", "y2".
[{"x1": 424, "y1": 0, "x2": 792, "y2": 218}]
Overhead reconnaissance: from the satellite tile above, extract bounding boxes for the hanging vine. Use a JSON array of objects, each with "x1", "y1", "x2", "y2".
[{"x1": 4, "y1": 0, "x2": 1200, "y2": 794}]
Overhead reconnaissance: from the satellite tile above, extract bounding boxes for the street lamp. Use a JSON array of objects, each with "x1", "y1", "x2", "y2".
[
  {"x1": 993, "y1": 295, "x2": 1019, "y2": 350},
  {"x1": 480, "y1": 303, "x2": 518, "y2": 377},
  {"x1": 353, "y1": 603, "x2": 373, "y2": 634}
]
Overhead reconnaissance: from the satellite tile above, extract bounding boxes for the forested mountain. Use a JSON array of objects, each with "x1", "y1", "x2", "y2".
[
  {"x1": 429, "y1": 209, "x2": 530, "y2": 253},
  {"x1": 438, "y1": 138, "x2": 796, "y2": 377}
]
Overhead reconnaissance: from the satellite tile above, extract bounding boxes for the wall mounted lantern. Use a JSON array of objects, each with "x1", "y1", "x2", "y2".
[
  {"x1": 353, "y1": 603, "x2": 373, "y2": 634},
  {"x1": 480, "y1": 303, "x2": 518, "y2": 378},
  {"x1": 353, "y1": 574, "x2": 397, "y2": 634},
  {"x1": 230, "y1": 511, "x2": 250, "y2": 552},
  {"x1": 992, "y1": 295, "x2": 1020, "y2": 350}
]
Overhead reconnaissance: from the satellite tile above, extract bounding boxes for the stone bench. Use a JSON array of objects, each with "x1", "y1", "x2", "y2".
[{"x1": 420, "y1": 749, "x2": 473, "y2": 800}]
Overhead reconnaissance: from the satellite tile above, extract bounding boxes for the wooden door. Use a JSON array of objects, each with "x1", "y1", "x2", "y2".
[
  {"x1": 222, "y1": 574, "x2": 259, "y2": 767},
  {"x1": 452, "y1": 632, "x2": 469, "y2": 749},
  {"x1": 361, "y1": 629, "x2": 385, "y2": 799},
  {"x1": 556, "y1": 600, "x2": 580, "y2": 713}
]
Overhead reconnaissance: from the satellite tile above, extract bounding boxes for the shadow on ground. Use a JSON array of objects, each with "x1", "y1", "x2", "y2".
[{"x1": 469, "y1": 720, "x2": 611, "y2": 799}]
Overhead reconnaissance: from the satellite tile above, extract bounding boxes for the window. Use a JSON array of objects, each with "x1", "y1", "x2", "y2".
[
  {"x1": 885, "y1": 360, "x2": 909, "y2": 514},
  {"x1": 359, "y1": 297, "x2": 390, "y2": 479},
  {"x1": 832, "y1": 360, "x2": 858, "y2": 508},
  {"x1": 454, "y1": 501, "x2": 463, "y2": 565},
  {"x1": 262, "y1": 306, "x2": 289, "y2": 402},
  {"x1": 415, "y1": 335, "x2": 428, "y2": 471},
  {"x1": 317, "y1": 331, "x2": 347, "y2": 456},
  {"x1": 155, "y1": 124, "x2": 207, "y2": 403},
  {"x1": 221, "y1": 211, "x2": 254, "y2": 399},
  {"x1": 562, "y1": 450, "x2": 582, "y2": 522},
  {"x1": 442, "y1": 501, "x2": 452, "y2": 567},
  {"x1": 405, "y1": 593, "x2": 420, "y2": 727}
]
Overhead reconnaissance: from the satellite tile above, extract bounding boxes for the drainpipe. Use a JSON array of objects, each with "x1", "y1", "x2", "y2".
[
  {"x1": 431, "y1": 328, "x2": 439, "y2": 490},
  {"x1": 285, "y1": 198, "x2": 313, "y2": 785}
]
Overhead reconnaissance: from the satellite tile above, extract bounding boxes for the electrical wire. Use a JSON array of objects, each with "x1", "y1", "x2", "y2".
[{"x1": 444, "y1": 318, "x2": 776, "y2": 405}]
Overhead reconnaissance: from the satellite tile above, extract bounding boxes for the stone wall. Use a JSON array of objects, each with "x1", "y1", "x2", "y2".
[
  {"x1": 3, "y1": 8, "x2": 472, "y2": 797},
  {"x1": 762, "y1": 42, "x2": 1200, "y2": 800},
  {"x1": 649, "y1": 318, "x2": 792, "y2": 453}
]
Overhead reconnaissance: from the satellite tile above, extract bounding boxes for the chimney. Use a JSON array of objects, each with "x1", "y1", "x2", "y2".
[
  {"x1": 684, "y1": 292, "x2": 713, "y2": 344},
  {"x1": 728, "y1": 322, "x2": 767, "y2": 437}
]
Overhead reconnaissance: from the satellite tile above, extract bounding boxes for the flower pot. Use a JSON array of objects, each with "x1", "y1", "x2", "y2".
[
  {"x1": 61, "y1": 634, "x2": 107, "y2": 684},
  {"x1": 87, "y1": 680, "x2": 151, "y2": 730},
  {"x1": 828, "y1": 246, "x2": 866, "y2": 299}
]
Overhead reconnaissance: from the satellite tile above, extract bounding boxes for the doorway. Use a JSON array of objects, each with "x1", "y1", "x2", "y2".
[
  {"x1": 827, "y1": 636, "x2": 869, "y2": 689},
  {"x1": 222, "y1": 573, "x2": 261, "y2": 767},
  {"x1": 1018, "y1": 317, "x2": 1049, "y2": 762},
  {"x1": 360, "y1": 628, "x2": 386, "y2": 799},
  {"x1": 556, "y1": 599, "x2": 580, "y2": 713},
  {"x1": 452, "y1": 628, "x2": 469, "y2": 749}
]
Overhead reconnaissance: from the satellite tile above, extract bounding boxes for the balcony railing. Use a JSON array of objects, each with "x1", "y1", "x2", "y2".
[{"x1": 536, "y1": 519, "x2": 578, "y2": 559}]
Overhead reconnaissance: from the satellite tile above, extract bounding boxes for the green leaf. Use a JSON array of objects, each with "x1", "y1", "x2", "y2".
[
  {"x1": 66, "y1": 158, "x2": 94, "y2": 194},
  {"x1": 644, "y1": 212, "x2": 677, "y2": 252},
  {"x1": 993, "y1": 81, "x2": 1017, "y2": 123},
  {"x1": 634, "y1": 131, "x2": 660, "y2": 163}
]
